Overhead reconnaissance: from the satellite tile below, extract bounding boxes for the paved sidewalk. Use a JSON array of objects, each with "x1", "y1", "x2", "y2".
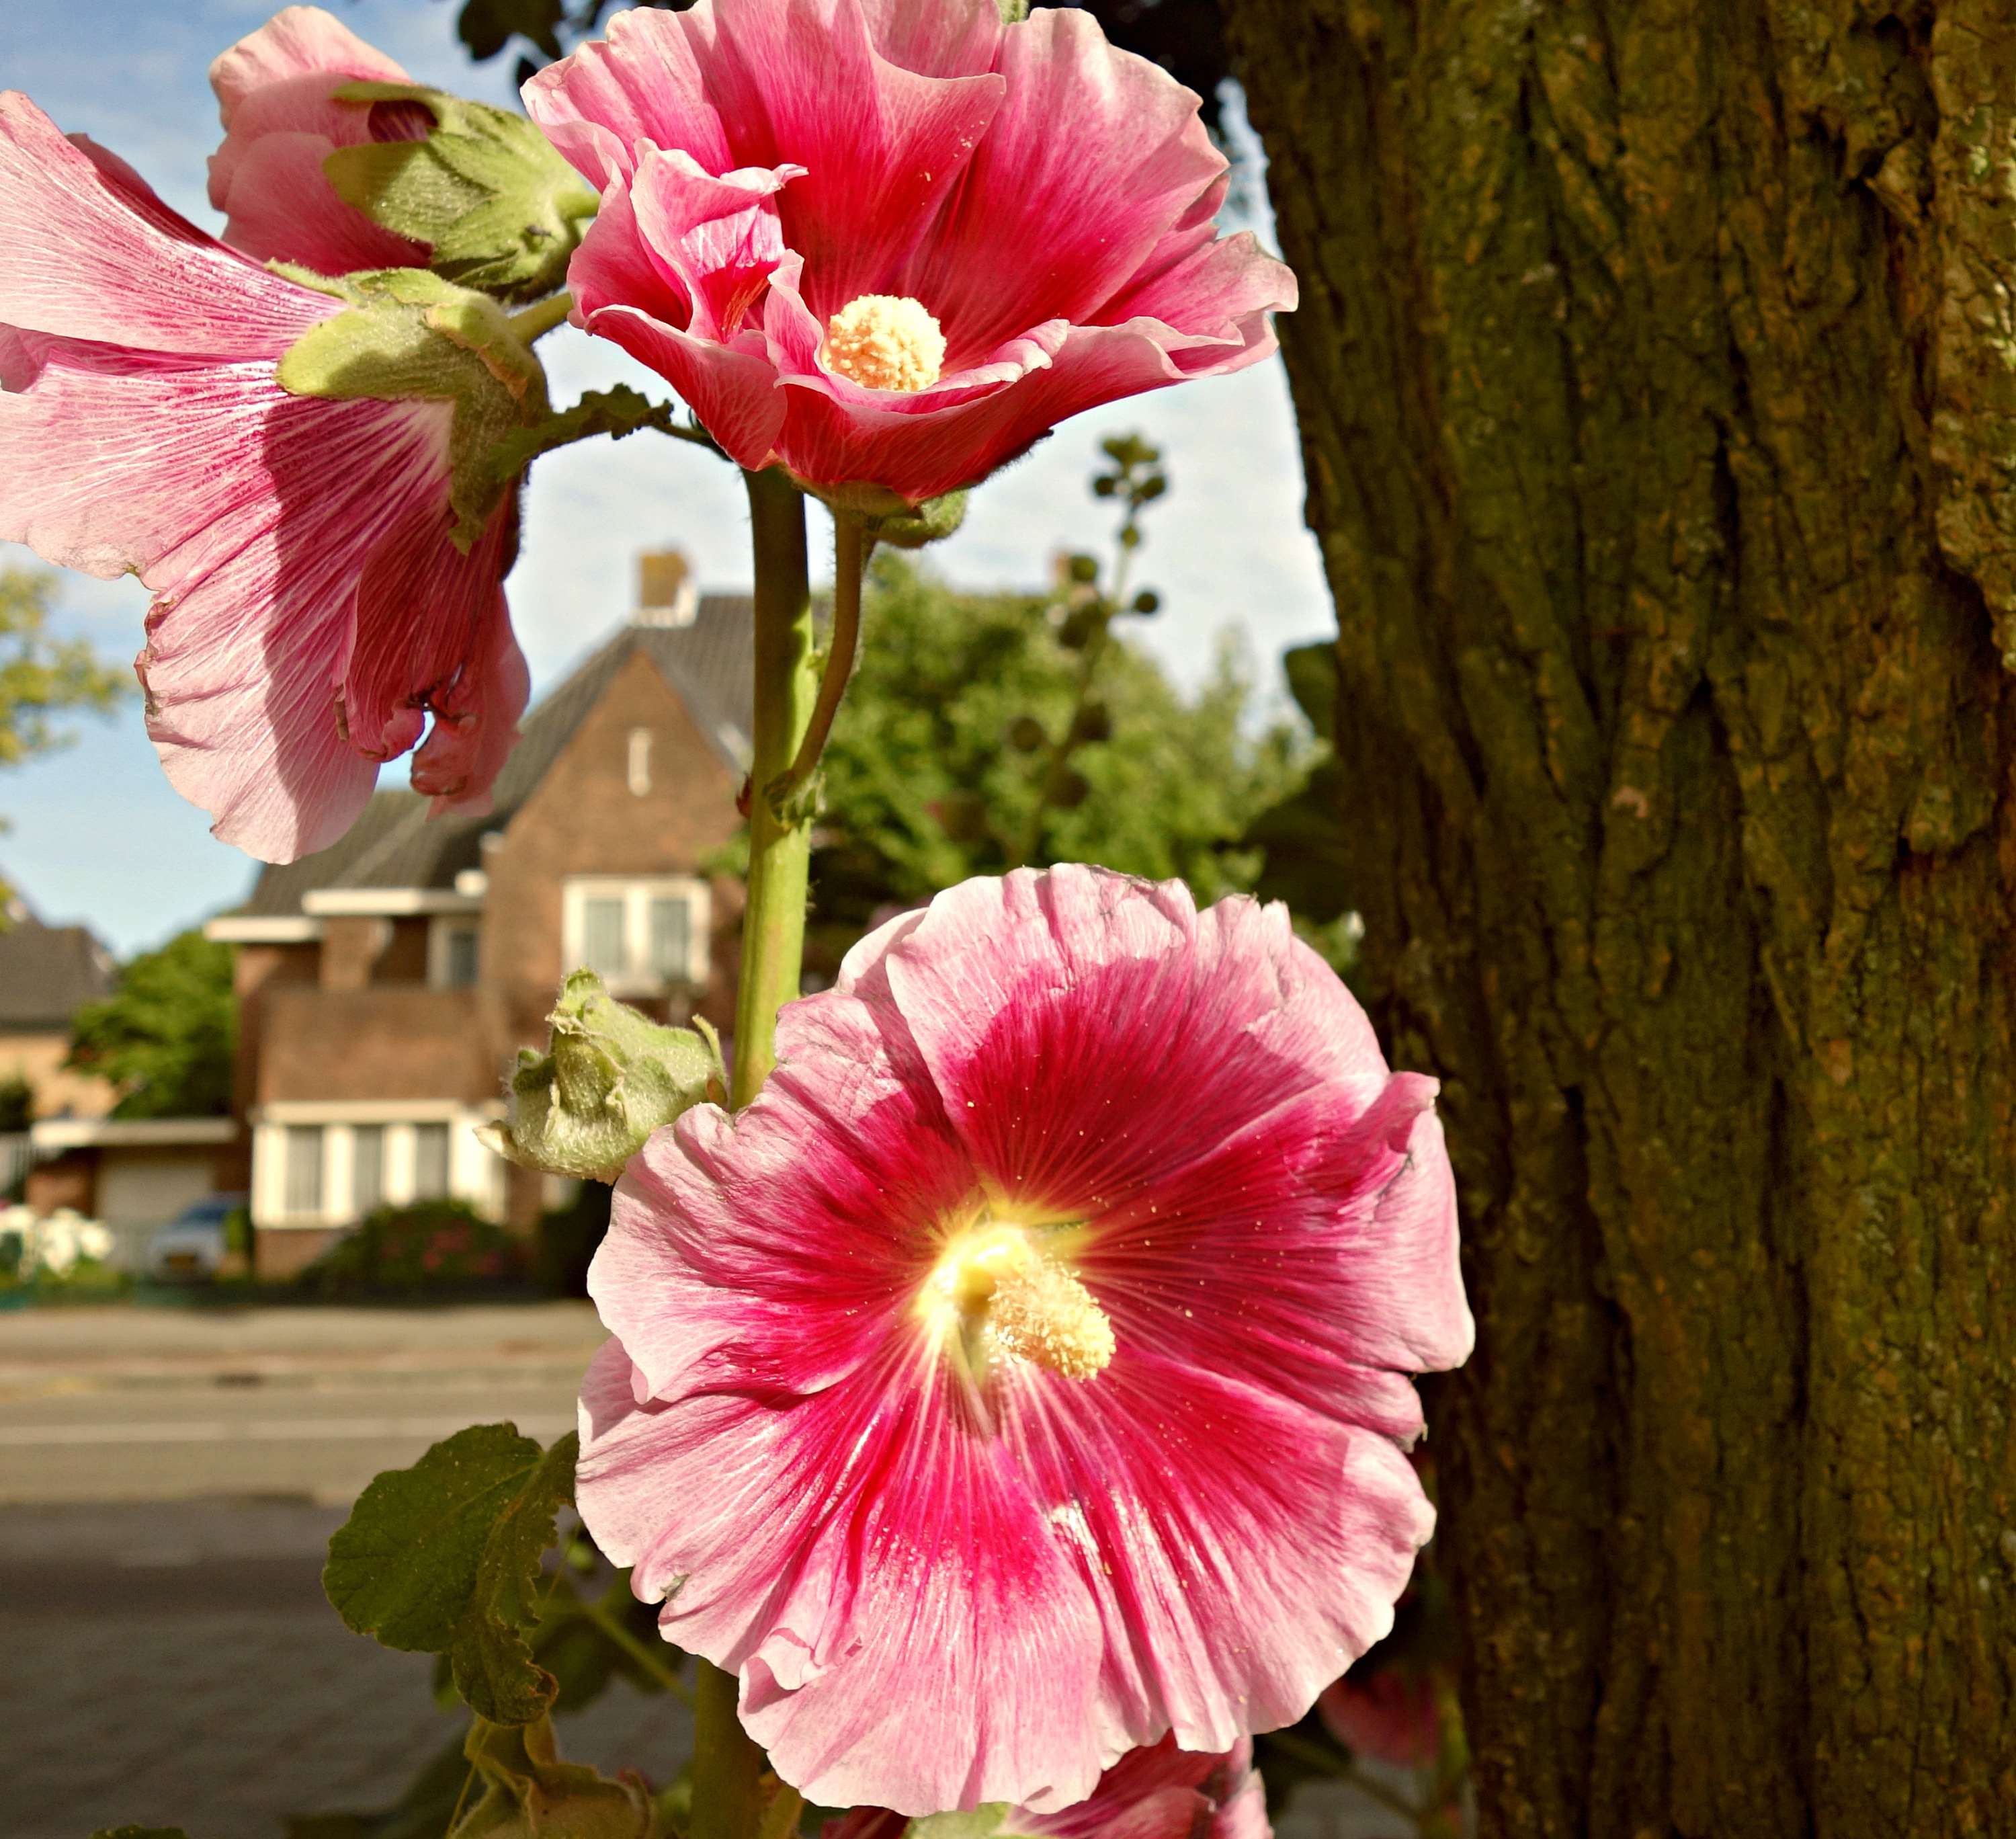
[{"x1": 3, "y1": 1499, "x2": 690, "y2": 1839}]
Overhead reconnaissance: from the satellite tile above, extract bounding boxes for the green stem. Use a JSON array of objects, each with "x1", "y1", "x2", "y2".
[
  {"x1": 508, "y1": 290, "x2": 576, "y2": 342},
  {"x1": 694, "y1": 466, "x2": 818, "y2": 1839},
  {"x1": 729, "y1": 467, "x2": 819, "y2": 1104},
  {"x1": 583, "y1": 1592, "x2": 695, "y2": 1705},
  {"x1": 767, "y1": 510, "x2": 866, "y2": 809}
]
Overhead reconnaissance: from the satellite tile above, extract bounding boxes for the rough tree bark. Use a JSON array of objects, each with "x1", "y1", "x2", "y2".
[{"x1": 1222, "y1": 3, "x2": 2016, "y2": 1833}]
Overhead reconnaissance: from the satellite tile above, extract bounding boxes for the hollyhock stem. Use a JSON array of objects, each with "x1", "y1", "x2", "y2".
[
  {"x1": 507, "y1": 291, "x2": 575, "y2": 341},
  {"x1": 767, "y1": 509, "x2": 866, "y2": 809},
  {"x1": 696, "y1": 468, "x2": 818, "y2": 1839}
]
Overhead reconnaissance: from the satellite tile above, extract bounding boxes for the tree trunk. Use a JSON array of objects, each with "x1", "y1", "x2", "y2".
[{"x1": 1223, "y1": 2, "x2": 2016, "y2": 1833}]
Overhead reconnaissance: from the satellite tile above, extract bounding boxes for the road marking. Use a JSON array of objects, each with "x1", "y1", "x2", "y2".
[{"x1": 0, "y1": 1415, "x2": 577, "y2": 1446}]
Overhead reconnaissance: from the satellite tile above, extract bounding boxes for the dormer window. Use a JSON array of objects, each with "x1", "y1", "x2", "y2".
[{"x1": 563, "y1": 876, "x2": 710, "y2": 993}]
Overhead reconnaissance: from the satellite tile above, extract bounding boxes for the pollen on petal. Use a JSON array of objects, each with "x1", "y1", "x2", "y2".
[{"x1": 823, "y1": 293, "x2": 946, "y2": 392}]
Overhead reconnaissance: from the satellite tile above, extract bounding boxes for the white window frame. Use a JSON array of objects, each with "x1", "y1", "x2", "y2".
[
  {"x1": 428, "y1": 916, "x2": 482, "y2": 989},
  {"x1": 561, "y1": 875, "x2": 710, "y2": 995},
  {"x1": 249, "y1": 1103, "x2": 507, "y2": 1228}
]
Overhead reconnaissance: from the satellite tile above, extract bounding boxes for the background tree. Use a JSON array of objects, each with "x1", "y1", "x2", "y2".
[
  {"x1": 67, "y1": 928, "x2": 236, "y2": 1119},
  {"x1": 1218, "y1": 2, "x2": 2016, "y2": 1835},
  {"x1": 0, "y1": 568, "x2": 130, "y2": 910}
]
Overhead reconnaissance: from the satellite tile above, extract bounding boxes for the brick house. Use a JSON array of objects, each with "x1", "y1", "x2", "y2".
[
  {"x1": 0, "y1": 903, "x2": 118, "y2": 1122},
  {"x1": 206, "y1": 555, "x2": 751, "y2": 1277}
]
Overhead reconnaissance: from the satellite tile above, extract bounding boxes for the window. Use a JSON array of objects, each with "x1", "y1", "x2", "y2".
[
  {"x1": 648, "y1": 895, "x2": 691, "y2": 981},
  {"x1": 582, "y1": 898, "x2": 627, "y2": 978},
  {"x1": 429, "y1": 919, "x2": 482, "y2": 989},
  {"x1": 563, "y1": 878, "x2": 710, "y2": 993},
  {"x1": 628, "y1": 727, "x2": 653, "y2": 796},
  {"x1": 351, "y1": 1125, "x2": 385, "y2": 1217},
  {"x1": 284, "y1": 1127, "x2": 324, "y2": 1217},
  {"x1": 412, "y1": 1123, "x2": 451, "y2": 1200}
]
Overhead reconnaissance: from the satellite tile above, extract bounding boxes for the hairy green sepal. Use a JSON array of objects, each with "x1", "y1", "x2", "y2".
[
  {"x1": 324, "y1": 1423, "x2": 578, "y2": 1725},
  {"x1": 905, "y1": 1810, "x2": 1017, "y2": 1839},
  {"x1": 479, "y1": 969, "x2": 724, "y2": 1185},
  {"x1": 276, "y1": 268, "x2": 550, "y2": 550},
  {"x1": 325, "y1": 82, "x2": 596, "y2": 304},
  {"x1": 871, "y1": 490, "x2": 970, "y2": 551},
  {"x1": 449, "y1": 1717, "x2": 656, "y2": 1839}
]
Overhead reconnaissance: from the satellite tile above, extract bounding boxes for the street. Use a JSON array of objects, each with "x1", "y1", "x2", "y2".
[
  {"x1": 2, "y1": 1303, "x2": 1405, "y2": 1839},
  {"x1": 1, "y1": 1303, "x2": 690, "y2": 1839}
]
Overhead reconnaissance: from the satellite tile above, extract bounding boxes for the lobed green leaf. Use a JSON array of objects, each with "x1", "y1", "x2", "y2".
[{"x1": 324, "y1": 1423, "x2": 579, "y2": 1725}]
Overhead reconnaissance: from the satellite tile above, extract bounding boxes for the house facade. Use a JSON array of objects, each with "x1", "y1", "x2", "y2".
[
  {"x1": 0, "y1": 903, "x2": 118, "y2": 1123},
  {"x1": 207, "y1": 554, "x2": 751, "y2": 1277}
]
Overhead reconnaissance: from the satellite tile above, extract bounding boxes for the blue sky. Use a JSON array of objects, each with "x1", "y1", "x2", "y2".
[{"x1": 0, "y1": 2, "x2": 1329, "y2": 954}]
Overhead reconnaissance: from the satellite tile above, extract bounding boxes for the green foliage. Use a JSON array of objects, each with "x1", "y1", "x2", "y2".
[
  {"x1": 325, "y1": 82, "x2": 596, "y2": 304},
  {"x1": 325, "y1": 1424, "x2": 579, "y2": 1725},
  {"x1": 0, "y1": 1073, "x2": 31, "y2": 1134},
  {"x1": 66, "y1": 928, "x2": 235, "y2": 1119},
  {"x1": 0, "y1": 568, "x2": 130, "y2": 766},
  {"x1": 302, "y1": 1198, "x2": 528, "y2": 1295},
  {"x1": 451, "y1": 1714, "x2": 655, "y2": 1839},
  {"x1": 810, "y1": 553, "x2": 1308, "y2": 935},
  {"x1": 482, "y1": 969, "x2": 722, "y2": 1185}
]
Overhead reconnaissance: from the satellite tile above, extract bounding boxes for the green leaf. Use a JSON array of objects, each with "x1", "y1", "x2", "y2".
[
  {"x1": 905, "y1": 1810, "x2": 1016, "y2": 1839},
  {"x1": 324, "y1": 1424, "x2": 579, "y2": 1725},
  {"x1": 452, "y1": 1716, "x2": 655, "y2": 1839},
  {"x1": 1247, "y1": 758, "x2": 1354, "y2": 924},
  {"x1": 457, "y1": 0, "x2": 568, "y2": 63},
  {"x1": 1282, "y1": 639, "x2": 1340, "y2": 737},
  {"x1": 327, "y1": 83, "x2": 597, "y2": 304},
  {"x1": 276, "y1": 268, "x2": 548, "y2": 549},
  {"x1": 478, "y1": 969, "x2": 724, "y2": 1184}
]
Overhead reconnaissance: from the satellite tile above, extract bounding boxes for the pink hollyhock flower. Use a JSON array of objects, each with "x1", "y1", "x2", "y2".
[
  {"x1": 0, "y1": 93, "x2": 529, "y2": 861},
  {"x1": 577, "y1": 866, "x2": 1472, "y2": 1813},
  {"x1": 825, "y1": 1737, "x2": 1269, "y2": 1839},
  {"x1": 1317, "y1": 1668, "x2": 1443, "y2": 1771},
  {"x1": 208, "y1": 5, "x2": 432, "y2": 277},
  {"x1": 523, "y1": 0, "x2": 1295, "y2": 506}
]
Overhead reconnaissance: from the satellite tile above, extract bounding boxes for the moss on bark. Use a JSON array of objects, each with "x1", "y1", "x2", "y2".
[{"x1": 1224, "y1": 1, "x2": 2016, "y2": 1832}]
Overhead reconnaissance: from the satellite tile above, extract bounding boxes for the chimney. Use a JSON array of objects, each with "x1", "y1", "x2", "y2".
[{"x1": 635, "y1": 550, "x2": 698, "y2": 627}]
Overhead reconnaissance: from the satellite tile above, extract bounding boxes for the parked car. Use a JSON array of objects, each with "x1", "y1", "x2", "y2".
[{"x1": 146, "y1": 1192, "x2": 247, "y2": 1281}]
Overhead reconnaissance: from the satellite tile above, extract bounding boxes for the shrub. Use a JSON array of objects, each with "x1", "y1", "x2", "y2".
[{"x1": 300, "y1": 1199, "x2": 528, "y2": 1297}]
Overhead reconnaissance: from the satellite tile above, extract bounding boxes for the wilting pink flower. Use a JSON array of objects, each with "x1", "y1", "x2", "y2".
[
  {"x1": 524, "y1": 0, "x2": 1295, "y2": 505},
  {"x1": 826, "y1": 1737, "x2": 1269, "y2": 1839},
  {"x1": 577, "y1": 866, "x2": 1472, "y2": 1813},
  {"x1": 0, "y1": 94, "x2": 528, "y2": 861},
  {"x1": 208, "y1": 5, "x2": 432, "y2": 277},
  {"x1": 1317, "y1": 1668, "x2": 1443, "y2": 1771}
]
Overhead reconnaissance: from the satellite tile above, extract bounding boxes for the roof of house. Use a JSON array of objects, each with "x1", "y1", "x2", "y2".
[
  {"x1": 234, "y1": 598, "x2": 755, "y2": 918},
  {"x1": 0, "y1": 915, "x2": 116, "y2": 1030}
]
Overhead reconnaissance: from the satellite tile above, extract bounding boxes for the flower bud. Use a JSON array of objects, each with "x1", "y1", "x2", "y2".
[
  {"x1": 325, "y1": 83, "x2": 598, "y2": 303},
  {"x1": 478, "y1": 971, "x2": 724, "y2": 1185},
  {"x1": 276, "y1": 268, "x2": 550, "y2": 550},
  {"x1": 870, "y1": 490, "x2": 970, "y2": 550}
]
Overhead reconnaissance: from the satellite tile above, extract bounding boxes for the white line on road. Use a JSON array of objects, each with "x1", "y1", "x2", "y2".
[{"x1": 0, "y1": 1416, "x2": 577, "y2": 1446}]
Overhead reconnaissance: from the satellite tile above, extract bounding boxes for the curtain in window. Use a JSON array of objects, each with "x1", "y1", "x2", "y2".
[
  {"x1": 284, "y1": 1126, "x2": 324, "y2": 1217},
  {"x1": 583, "y1": 897, "x2": 626, "y2": 977},
  {"x1": 413, "y1": 1122, "x2": 452, "y2": 1200},
  {"x1": 649, "y1": 895, "x2": 691, "y2": 980},
  {"x1": 351, "y1": 1125, "x2": 385, "y2": 1217}
]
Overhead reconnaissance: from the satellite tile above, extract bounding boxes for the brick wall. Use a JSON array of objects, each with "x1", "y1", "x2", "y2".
[
  {"x1": 257, "y1": 986, "x2": 511, "y2": 1106},
  {"x1": 485, "y1": 649, "x2": 746, "y2": 1034}
]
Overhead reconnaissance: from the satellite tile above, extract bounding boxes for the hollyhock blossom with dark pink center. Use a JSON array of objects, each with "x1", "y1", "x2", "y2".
[
  {"x1": 0, "y1": 93, "x2": 528, "y2": 861},
  {"x1": 825, "y1": 1738, "x2": 1269, "y2": 1839},
  {"x1": 577, "y1": 866, "x2": 1472, "y2": 1815},
  {"x1": 523, "y1": 0, "x2": 1296, "y2": 505},
  {"x1": 208, "y1": 5, "x2": 434, "y2": 278}
]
